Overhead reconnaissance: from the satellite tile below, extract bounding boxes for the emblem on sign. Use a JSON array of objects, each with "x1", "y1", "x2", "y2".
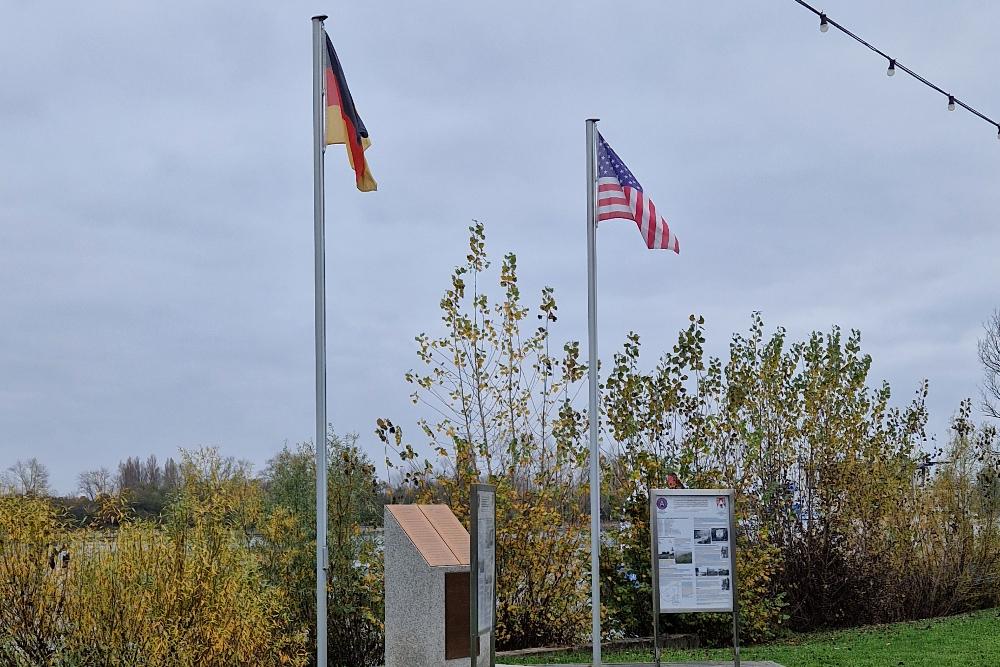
[{"x1": 656, "y1": 497, "x2": 668, "y2": 510}]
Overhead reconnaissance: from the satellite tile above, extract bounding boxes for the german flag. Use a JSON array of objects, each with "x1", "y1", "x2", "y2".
[{"x1": 324, "y1": 34, "x2": 376, "y2": 192}]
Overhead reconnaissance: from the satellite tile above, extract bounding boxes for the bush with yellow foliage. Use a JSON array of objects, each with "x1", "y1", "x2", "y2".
[{"x1": 0, "y1": 449, "x2": 308, "y2": 667}]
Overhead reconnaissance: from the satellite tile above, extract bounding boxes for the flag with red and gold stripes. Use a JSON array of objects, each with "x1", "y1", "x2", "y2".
[
  {"x1": 324, "y1": 34, "x2": 376, "y2": 192},
  {"x1": 596, "y1": 133, "x2": 678, "y2": 252}
]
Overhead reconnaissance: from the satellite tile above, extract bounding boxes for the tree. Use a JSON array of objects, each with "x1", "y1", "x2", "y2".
[
  {"x1": 77, "y1": 467, "x2": 113, "y2": 501},
  {"x1": 114, "y1": 454, "x2": 177, "y2": 517},
  {"x1": 378, "y1": 223, "x2": 591, "y2": 649},
  {"x1": 6, "y1": 458, "x2": 50, "y2": 497},
  {"x1": 979, "y1": 309, "x2": 1000, "y2": 419},
  {"x1": 116, "y1": 454, "x2": 164, "y2": 490},
  {"x1": 162, "y1": 457, "x2": 180, "y2": 492},
  {"x1": 116, "y1": 456, "x2": 142, "y2": 491},
  {"x1": 142, "y1": 455, "x2": 161, "y2": 489}
]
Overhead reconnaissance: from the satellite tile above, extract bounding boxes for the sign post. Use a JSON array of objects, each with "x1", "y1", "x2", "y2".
[
  {"x1": 650, "y1": 489, "x2": 739, "y2": 667},
  {"x1": 470, "y1": 484, "x2": 496, "y2": 667}
]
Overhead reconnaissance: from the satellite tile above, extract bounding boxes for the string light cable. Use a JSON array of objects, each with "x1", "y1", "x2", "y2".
[{"x1": 792, "y1": 0, "x2": 1000, "y2": 141}]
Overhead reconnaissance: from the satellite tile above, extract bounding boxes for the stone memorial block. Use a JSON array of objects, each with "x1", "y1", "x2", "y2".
[{"x1": 384, "y1": 504, "x2": 473, "y2": 667}]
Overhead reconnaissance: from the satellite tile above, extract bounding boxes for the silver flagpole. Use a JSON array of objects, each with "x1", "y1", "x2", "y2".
[
  {"x1": 585, "y1": 117, "x2": 602, "y2": 667},
  {"x1": 311, "y1": 14, "x2": 330, "y2": 667}
]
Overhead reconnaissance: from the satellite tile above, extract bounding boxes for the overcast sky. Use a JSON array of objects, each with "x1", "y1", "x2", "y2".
[{"x1": 2, "y1": 1, "x2": 998, "y2": 494}]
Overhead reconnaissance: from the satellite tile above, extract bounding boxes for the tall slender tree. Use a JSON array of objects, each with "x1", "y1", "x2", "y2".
[{"x1": 979, "y1": 309, "x2": 1000, "y2": 419}]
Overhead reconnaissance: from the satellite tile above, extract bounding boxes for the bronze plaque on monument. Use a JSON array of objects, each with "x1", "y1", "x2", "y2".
[{"x1": 445, "y1": 572, "x2": 473, "y2": 660}]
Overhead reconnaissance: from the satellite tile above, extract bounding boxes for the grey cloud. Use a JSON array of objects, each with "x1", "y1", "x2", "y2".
[{"x1": 1, "y1": 0, "x2": 998, "y2": 492}]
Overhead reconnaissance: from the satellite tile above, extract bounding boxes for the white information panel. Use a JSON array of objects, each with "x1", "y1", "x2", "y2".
[
  {"x1": 476, "y1": 489, "x2": 496, "y2": 634},
  {"x1": 651, "y1": 489, "x2": 735, "y2": 614}
]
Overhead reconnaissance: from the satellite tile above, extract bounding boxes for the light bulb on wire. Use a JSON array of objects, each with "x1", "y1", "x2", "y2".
[{"x1": 792, "y1": 0, "x2": 1000, "y2": 144}]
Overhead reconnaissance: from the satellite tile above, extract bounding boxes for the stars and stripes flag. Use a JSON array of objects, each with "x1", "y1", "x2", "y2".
[{"x1": 596, "y1": 133, "x2": 679, "y2": 252}]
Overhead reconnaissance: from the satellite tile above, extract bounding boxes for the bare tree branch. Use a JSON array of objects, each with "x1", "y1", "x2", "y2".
[
  {"x1": 7, "y1": 458, "x2": 50, "y2": 497},
  {"x1": 979, "y1": 309, "x2": 1000, "y2": 419}
]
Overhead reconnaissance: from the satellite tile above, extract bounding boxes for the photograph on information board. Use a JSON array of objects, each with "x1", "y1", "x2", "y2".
[{"x1": 653, "y1": 491, "x2": 734, "y2": 613}]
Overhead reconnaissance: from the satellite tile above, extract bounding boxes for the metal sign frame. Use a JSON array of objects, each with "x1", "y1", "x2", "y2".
[
  {"x1": 469, "y1": 484, "x2": 496, "y2": 667},
  {"x1": 649, "y1": 488, "x2": 740, "y2": 667}
]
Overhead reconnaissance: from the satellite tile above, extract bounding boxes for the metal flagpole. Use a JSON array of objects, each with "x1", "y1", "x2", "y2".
[
  {"x1": 311, "y1": 14, "x2": 330, "y2": 667},
  {"x1": 585, "y1": 118, "x2": 602, "y2": 667}
]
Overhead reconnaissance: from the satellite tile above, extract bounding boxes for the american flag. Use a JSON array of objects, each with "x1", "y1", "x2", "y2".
[{"x1": 596, "y1": 133, "x2": 679, "y2": 253}]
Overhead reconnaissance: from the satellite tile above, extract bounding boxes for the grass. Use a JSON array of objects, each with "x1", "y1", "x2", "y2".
[{"x1": 501, "y1": 608, "x2": 1000, "y2": 666}]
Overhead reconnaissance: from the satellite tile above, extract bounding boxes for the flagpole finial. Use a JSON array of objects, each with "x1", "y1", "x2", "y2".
[{"x1": 312, "y1": 14, "x2": 328, "y2": 21}]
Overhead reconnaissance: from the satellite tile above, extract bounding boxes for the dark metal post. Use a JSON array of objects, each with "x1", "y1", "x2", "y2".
[
  {"x1": 470, "y1": 487, "x2": 479, "y2": 667},
  {"x1": 729, "y1": 490, "x2": 740, "y2": 667},
  {"x1": 650, "y1": 490, "x2": 662, "y2": 667}
]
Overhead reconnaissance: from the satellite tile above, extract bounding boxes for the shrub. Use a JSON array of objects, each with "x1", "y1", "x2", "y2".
[
  {"x1": 601, "y1": 316, "x2": 789, "y2": 643},
  {"x1": 495, "y1": 491, "x2": 590, "y2": 650},
  {"x1": 0, "y1": 449, "x2": 308, "y2": 667},
  {"x1": 260, "y1": 435, "x2": 384, "y2": 667},
  {"x1": 602, "y1": 313, "x2": 1000, "y2": 640},
  {"x1": 0, "y1": 496, "x2": 65, "y2": 666}
]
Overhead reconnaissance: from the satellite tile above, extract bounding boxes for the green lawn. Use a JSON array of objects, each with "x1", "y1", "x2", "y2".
[{"x1": 502, "y1": 608, "x2": 1000, "y2": 666}]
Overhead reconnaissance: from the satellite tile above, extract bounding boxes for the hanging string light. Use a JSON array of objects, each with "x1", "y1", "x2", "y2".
[{"x1": 793, "y1": 1, "x2": 1000, "y2": 141}]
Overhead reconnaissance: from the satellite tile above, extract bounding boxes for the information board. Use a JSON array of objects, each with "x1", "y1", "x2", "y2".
[{"x1": 651, "y1": 489, "x2": 735, "y2": 614}]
